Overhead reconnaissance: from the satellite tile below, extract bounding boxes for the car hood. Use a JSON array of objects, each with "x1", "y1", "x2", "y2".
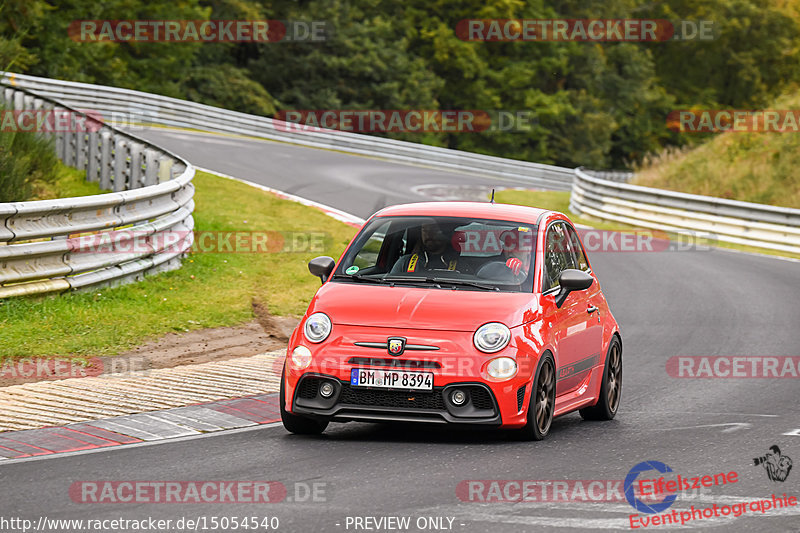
[{"x1": 308, "y1": 282, "x2": 534, "y2": 331}]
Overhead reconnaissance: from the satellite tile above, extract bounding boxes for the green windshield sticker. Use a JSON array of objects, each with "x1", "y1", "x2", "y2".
[{"x1": 345, "y1": 265, "x2": 360, "y2": 275}]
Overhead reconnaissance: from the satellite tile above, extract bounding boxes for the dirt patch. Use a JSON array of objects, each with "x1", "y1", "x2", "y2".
[{"x1": 0, "y1": 300, "x2": 299, "y2": 387}]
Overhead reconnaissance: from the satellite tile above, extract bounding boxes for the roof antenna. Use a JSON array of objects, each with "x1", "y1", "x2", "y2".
[{"x1": 490, "y1": 188, "x2": 495, "y2": 204}]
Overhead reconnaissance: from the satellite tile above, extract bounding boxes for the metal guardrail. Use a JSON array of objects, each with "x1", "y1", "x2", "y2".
[
  {"x1": 0, "y1": 82, "x2": 195, "y2": 299},
  {"x1": 0, "y1": 72, "x2": 595, "y2": 191},
  {"x1": 570, "y1": 168, "x2": 800, "y2": 254},
  {"x1": 5, "y1": 71, "x2": 795, "y2": 261}
]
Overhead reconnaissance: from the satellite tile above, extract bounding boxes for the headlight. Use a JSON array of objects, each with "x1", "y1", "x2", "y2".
[
  {"x1": 487, "y1": 357, "x2": 518, "y2": 380},
  {"x1": 473, "y1": 322, "x2": 511, "y2": 353},
  {"x1": 304, "y1": 312, "x2": 332, "y2": 343},
  {"x1": 290, "y1": 345, "x2": 313, "y2": 370}
]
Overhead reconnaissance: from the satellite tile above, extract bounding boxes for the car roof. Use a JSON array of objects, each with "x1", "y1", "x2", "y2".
[{"x1": 372, "y1": 201, "x2": 553, "y2": 224}]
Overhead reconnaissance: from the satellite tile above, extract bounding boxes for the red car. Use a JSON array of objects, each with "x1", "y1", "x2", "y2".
[{"x1": 280, "y1": 202, "x2": 622, "y2": 440}]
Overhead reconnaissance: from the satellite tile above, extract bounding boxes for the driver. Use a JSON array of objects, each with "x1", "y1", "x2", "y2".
[{"x1": 391, "y1": 222, "x2": 460, "y2": 273}]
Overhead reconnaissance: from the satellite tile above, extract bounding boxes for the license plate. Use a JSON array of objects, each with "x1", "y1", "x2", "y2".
[{"x1": 350, "y1": 368, "x2": 433, "y2": 391}]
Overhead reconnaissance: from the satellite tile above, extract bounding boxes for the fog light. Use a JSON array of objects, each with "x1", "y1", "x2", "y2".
[
  {"x1": 451, "y1": 389, "x2": 467, "y2": 406},
  {"x1": 290, "y1": 345, "x2": 312, "y2": 370},
  {"x1": 487, "y1": 357, "x2": 518, "y2": 380},
  {"x1": 319, "y1": 382, "x2": 335, "y2": 398}
]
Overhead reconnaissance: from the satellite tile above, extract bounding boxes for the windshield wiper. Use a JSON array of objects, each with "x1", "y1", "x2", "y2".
[
  {"x1": 330, "y1": 273, "x2": 390, "y2": 284},
  {"x1": 334, "y1": 274, "x2": 498, "y2": 291},
  {"x1": 380, "y1": 276, "x2": 442, "y2": 289},
  {"x1": 382, "y1": 276, "x2": 498, "y2": 291},
  {"x1": 429, "y1": 278, "x2": 500, "y2": 291}
]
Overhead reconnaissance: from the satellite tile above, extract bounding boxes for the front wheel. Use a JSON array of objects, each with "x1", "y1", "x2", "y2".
[
  {"x1": 280, "y1": 369, "x2": 329, "y2": 435},
  {"x1": 579, "y1": 336, "x2": 622, "y2": 421},
  {"x1": 518, "y1": 353, "x2": 556, "y2": 441}
]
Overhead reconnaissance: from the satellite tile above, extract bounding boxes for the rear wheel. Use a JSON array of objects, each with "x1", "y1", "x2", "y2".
[
  {"x1": 280, "y1": 369, "x2": 329, "y2": 435},
  {"x1": 580, "y1": 336, "x2": 622, "y2": 421},
  {"x1": 518, "y1": 353, "x2": 556, "y2": 441}
]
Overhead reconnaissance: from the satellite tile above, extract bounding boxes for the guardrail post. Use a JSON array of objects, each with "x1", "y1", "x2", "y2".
[
  {"x1": 75, "y1": 130, "x2": 87, "y2": 170},
  {"x1": 129, "y1": 142, "x2": 144, "y2": 189},
  {"x1": 157, "y1": 156, "x2": 174, "y2": 183},
  {"x1": 63, "y1": 114, "x2": 77, "y2": 167},
  {"x1": 143, "y1": 149, "x2": 159, "y2": 186},
  {"x1": 54, "y1": 106, "x2": 66, "y2": 162},
  {"x1": 172, "y1": 162, "x2": 185, "y2": 180},
  {"x1": 113, "y1": 137, "x2": 129, "y2": 191},
  {"x1": 13, "y1": 89, "x2": 23, "y2": 110},
  {"x1": 99, "y1": 129, "x2": 113, "y2": 190},
  {"x1": 32, "y1": 98, "x2": 51, "y2": 141},
  {"x1": 86, "y1": 129, "x2": 100, "y2": 182}
]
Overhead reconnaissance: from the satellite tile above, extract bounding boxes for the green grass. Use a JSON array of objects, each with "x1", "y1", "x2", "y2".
[
  {"x1": 0, "y1": 171, "x2": 358, "y2": 359},
  {"x1": 31, "y1": 164, "x2": 107, "y2": 199},
  {"x1": 495, "y1": 189, "x2": 800, "y2": 260}
]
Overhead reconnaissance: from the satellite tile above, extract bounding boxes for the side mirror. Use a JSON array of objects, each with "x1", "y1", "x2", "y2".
[
  {"x1": 554, "y1": 269, "x2": 594, "y2": 308},
  {"x1": 308, "y1": 256, "x2": 336, "y2": 283}
]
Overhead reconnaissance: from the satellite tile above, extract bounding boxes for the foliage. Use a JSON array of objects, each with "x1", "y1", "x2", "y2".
[
  {"x1": 0, "y1": 108, "x2": 60, "y2": 202},
  {"x1": 1, "y1": 0, "x2": 799, "y2": 169}
]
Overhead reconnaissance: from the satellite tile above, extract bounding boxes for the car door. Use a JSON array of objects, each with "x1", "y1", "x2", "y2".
[
  {"x1": 562, "y1": 222, "x2": 604, "y2": 388},
  {"x1": 539, "y1": 222, "x2": 600, "y2": 396}
]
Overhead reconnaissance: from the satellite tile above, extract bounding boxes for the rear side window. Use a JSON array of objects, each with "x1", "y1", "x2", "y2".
[{"x1": 564, "y1": 224, "x2": 590, "y2": 272}]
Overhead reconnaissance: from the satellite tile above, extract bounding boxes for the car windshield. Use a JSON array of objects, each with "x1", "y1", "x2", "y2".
[{"x1": 333, "y1": 216, "x2": 537, "y2": 292}]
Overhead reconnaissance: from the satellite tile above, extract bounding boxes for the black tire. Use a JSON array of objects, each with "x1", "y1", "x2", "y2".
[
  {"x1": 280, "y1": 369, "x2": 329, "y2": 435},
  {"x1": 580, "y1": 336, "x2": 622, "y2": 421},
  {"x1": 518, "y1": 353, "x2": 556, "y2": 441}
]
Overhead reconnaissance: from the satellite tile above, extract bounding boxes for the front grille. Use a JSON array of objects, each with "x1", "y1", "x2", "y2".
[
  {"x1": 298, "y1": 377, "x2": 321, "y2": 399},
  {"x1": 338, "y1": 384, "x2": 445, "y2": 410},
  {"x1": 469, "y1": 386, "x2": 494, "y2": 410},
  {"x1": 516, "y1": 385, "x2": 526, "y2": 411}
]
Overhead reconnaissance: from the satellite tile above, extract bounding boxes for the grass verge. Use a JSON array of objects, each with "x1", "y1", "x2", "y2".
[
  {"x1": 634, "y1": 91, "x2": 800, "y2": 209},
  {"x1": 31, "y1": 164, "x2": 107, "y2": 199},
  {"x1": 0, "y1": 171, "x2": 358, "y2": 359}
]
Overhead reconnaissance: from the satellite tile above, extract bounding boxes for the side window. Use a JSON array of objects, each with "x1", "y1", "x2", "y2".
[
  {"x1": 543, "y1": 223, "x2": 569, "y2": 291},
  {"x1": 543, "y1": 222, "x2": 586, "y2": 291},
  {"x1": 352, "y1": 221, "x2": 391, "y2": 270},
  {"x1": 564, "y1": 224, "x2": 590, "y2": 272}
]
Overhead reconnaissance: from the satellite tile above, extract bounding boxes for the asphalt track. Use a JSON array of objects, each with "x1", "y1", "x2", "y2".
[{"x1": 2, "y1": 128, "x2": 799, "y2": 532}]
